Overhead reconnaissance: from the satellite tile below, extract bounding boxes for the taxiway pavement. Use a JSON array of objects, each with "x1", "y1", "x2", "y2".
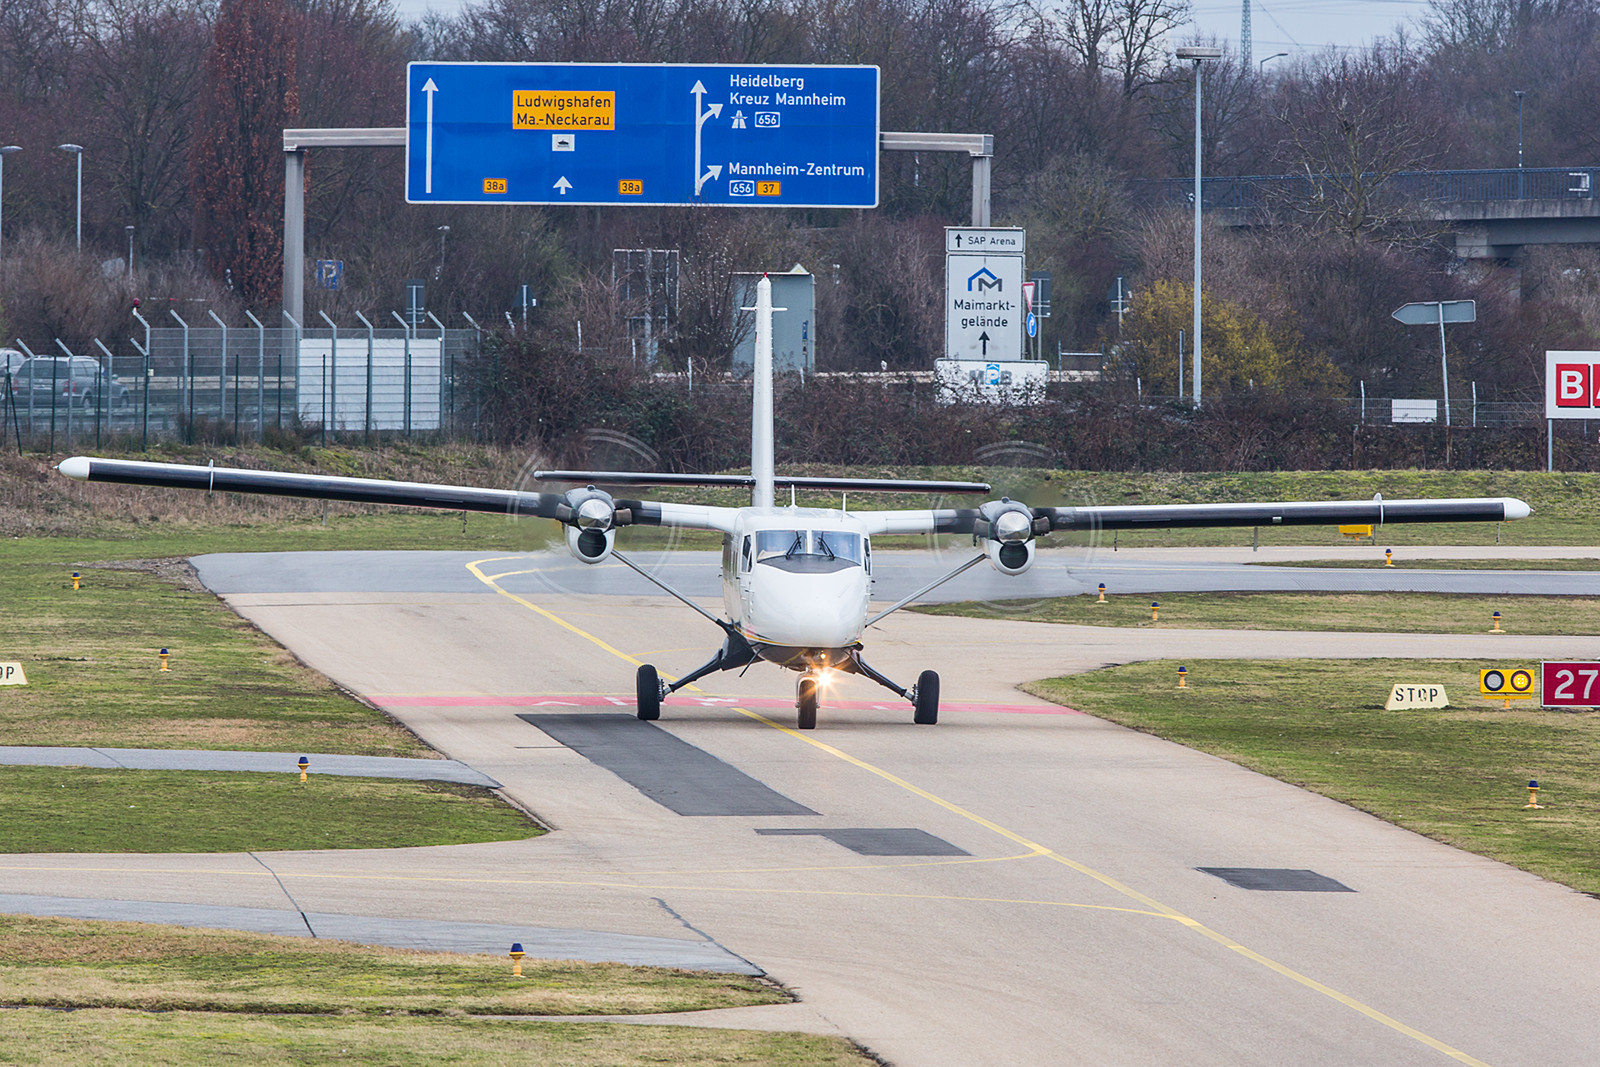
[{"x1": 5, "y1": 549, "x2": 1600, "y2": 1066}]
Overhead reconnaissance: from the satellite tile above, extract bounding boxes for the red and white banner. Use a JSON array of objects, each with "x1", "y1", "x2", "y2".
[{"x1": 1546, "y1": 351, "x2": 1600, "y2": 419}]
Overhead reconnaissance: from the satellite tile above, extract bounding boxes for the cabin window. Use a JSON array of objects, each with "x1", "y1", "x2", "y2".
[{"x1": 741, "y1": 535, "x2": 752, "y2": 572}]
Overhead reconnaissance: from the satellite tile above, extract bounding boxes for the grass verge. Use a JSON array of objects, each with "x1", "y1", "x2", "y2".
[
  {"x1": 0, "y1": 768, "x2": 539, "y2": 853},
  {"x1": 0, "y1": 1009, "x2": 866, "y2": 1066},
  {"x1": 0, "y1": 914, "x2": 783, "y2": 1016},
  {"x1": 1026, "y1": 659, "x2": 1600, "y2": 895},
  {"x1": 0, "y1": 916, "x2": 868, "y2": 1066},
  {"x1": 1250, "y1": 557, "x2": 1600, "y2": 570},
  {"x1": 914, "y1": 591, "x2": 1600, "y2": 634},
  {"x1": 0, "y1": 551, "x2": 430, "y2": 753}
]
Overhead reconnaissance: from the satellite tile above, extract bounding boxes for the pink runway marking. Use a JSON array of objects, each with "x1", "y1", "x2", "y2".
[{"x1": 377, "y1": 694, "x2": 1083, "y2": 716}]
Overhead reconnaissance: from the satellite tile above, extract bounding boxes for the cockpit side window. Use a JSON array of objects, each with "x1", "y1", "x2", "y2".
[{"x1": 741, "y1": 535, "x2": 752, "y2": 572}]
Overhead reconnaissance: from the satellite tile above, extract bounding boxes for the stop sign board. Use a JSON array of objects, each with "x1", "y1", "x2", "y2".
[{"x1": 1542, "y1": 661, "x2": 1600, "y2": 707}]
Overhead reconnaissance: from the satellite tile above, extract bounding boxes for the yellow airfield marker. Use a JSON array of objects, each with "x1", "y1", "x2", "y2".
[
  {"x1": 71, "y1": 571, "x2": 80, "y2": 591},
  {"x1": 1525, "y1": 780, "x2": 1544, "y2": 809},
  {"x1": 509, "y1": 942, "x2": 526, "y2": 977},
  {"x1": 158, "y1": 648, "x2": 170, "y2": 672}
]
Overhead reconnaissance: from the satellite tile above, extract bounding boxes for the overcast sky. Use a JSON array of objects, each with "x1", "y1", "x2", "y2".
[{"x1": 393, "y1": 0, "x2": 1433, "y2": 61}]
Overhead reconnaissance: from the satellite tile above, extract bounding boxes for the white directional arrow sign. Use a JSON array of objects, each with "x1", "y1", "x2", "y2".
[
  {"x1": 692, "y1": 80, "x2": 724, "y2": 196},
  {"x1": 553, "y1": 177, "x2": 572, "y2": 195},
  {"x1": 421, "y1": 77, "x2": 439, "y2": 194}
]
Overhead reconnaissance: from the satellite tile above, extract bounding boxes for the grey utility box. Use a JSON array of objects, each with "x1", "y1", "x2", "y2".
[{"x1": 731, "y1": 266, "x2": 816, "y2": 376}]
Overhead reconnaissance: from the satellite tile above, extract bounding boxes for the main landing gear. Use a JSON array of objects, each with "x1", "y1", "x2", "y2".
[{"x1": 633, "y1": 645, "x2": 940, "y2": 730}]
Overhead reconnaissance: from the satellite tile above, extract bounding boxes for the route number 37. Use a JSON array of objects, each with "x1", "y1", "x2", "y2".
[{"x1": 1543, "y1": 661, "x2": 1600, "y2": 707}]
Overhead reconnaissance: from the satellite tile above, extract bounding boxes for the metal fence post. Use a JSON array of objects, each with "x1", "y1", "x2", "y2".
[
  {"x1": 354, "y1": 311, "x2": 374, "y2": 440},
  {"x1": 16, "y1": 339, "x2": 38, "y2": 444},
  {"x1": 170, "y1": 309, "x2": 191, "y2": 442},
  {"x1": 282, "y1": 310, "x2": 301, "y2": 432},
  {"x1": 459, "y1": 311, "x2": 483, "y2": 436},
  {"x1": 244, "y1": 311, "x2": 265, "y2": 442},
  {"x1": 318, "y1": 311, "x2": 339, "y2": 437},
  {"x1": 390, "y1": 311, "x2": 412, "y2": 437},
  {"x1": 208, "y1": 309, "x2": 229, "y2": 431},
  {"x1": 131, "y1": 309, "x2": 151, "y2": 447},
  {"x1": 53, "y1": 338, "x2": 75, "y2": 451},
  {"x1": 94, "y1": 338, "x2": 119, "y2": 448},
  {"x1": 427, "y1": 311, "x2": 448, "y2": 437}
]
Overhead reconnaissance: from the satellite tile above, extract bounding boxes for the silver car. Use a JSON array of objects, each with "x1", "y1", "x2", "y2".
[{"x1": 9, "y1": 356, "x2": 131, "y2": 409}]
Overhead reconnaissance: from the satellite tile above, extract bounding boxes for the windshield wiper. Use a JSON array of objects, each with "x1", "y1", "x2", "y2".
[{"x1": 784, "y1": 533, "x2": 803, "y2": 560}]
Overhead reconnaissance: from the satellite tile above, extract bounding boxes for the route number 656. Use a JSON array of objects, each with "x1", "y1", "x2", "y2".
[{"x1": 1542, "y1": 661, "x2": 1600, "y2": 707}]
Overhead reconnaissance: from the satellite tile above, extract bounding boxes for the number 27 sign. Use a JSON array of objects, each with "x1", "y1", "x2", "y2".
[{"x1": 1543, "y1": 662, "x2": 1600, "y2": 707}]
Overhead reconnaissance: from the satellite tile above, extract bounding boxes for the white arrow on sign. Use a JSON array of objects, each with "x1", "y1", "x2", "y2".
[
  {"x1": 422, "y1": 77, "x2": 439, "y2": 194},
  {"x1": 553, "y1": 176, "x2": 572, "y2": 195},
  {"x1": 691, "y1": 80, "x2": 724, "y2": 196}
]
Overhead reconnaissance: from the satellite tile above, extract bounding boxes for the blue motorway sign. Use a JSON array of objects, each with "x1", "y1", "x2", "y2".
[{"x1": 407, "y1": 63, "x2": 879, "y2": 208}]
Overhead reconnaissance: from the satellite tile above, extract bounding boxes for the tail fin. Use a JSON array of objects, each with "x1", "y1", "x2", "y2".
[{"x1": 750, "y1": 275, "x2": 777, "y2": 508}]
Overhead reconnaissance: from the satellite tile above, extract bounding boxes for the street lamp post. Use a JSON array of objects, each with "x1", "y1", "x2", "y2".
[
  {"x1": 1176, "y1": 46, "x2": 1222, "y2": 407},
  {"x1": 436, "y1": 224, "x2": 450, "y2": 279},
  {"x1": 1513, "y1": 90, "x2": 1526, "y2": 199},
  {"x1": 1259, "y1": 52, "x2": 1287, "y2": 73},
  {"x1": 0, "y1": 146, "x2": 20, "y2": 265},
  {"x1": 57, "y1": 144, "x2": 83, "y2": 250}
]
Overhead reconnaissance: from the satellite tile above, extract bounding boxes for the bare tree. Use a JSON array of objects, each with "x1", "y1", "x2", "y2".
[
  {"x1": 77, "y1": 0, "x2": 210, "y2": 257},
  {"x1": 1112, "y1": 0, "x2": 1189, "y2": 97},
  {"x1": 1272, "y1": 43, "x2": 1447, "y2": 242}
]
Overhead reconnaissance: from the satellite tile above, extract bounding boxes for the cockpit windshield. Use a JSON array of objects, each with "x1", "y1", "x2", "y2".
[{"x1": 753, "y1": 529, "x2": 864, "y2": 569}]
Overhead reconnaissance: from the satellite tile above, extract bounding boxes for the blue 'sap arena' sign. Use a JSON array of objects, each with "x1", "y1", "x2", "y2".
[{"x1": 407, "y1": 63, "x2": 880, "y2": 207}]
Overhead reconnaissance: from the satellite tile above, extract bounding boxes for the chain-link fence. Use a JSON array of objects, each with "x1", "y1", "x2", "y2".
[{"x1": 2, "y1": 319, "x2": 482, "y2": 451}]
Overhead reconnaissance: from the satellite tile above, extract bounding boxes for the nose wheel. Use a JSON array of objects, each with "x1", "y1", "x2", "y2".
[{"x1": 796, "y1": 674, "x2": 820, "y2": 730}]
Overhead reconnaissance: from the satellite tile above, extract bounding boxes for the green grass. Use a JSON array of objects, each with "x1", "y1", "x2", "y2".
[
  {"x1": 0, "y1": 915, "x2": 869, "y2": 1066},
  {"x1": 0, "y1": 1010, "x2": 867, "y2": 1066},
  {"x1": 0, "y1": 914, "x2": 784, "y2": 1016},
  {"x1": 1027, "y1": 659, "x2": 1600, "y2": 895},
  {"x1": 915, "y1": 591, "x2": 1600, "y2": 634},
  {"x1": 0, "y1": 768, "x2": 539, "y2": 853},
  {"x1": 0, "y1": 547, "x2": 435, "y2": 753},
  {"x1": 1250, "y1": 557, "x2": 1600, "y2": 570}
]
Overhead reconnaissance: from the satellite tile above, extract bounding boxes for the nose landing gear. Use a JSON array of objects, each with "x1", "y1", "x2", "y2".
[{"x1": 796, "y1": 673, "x2": 820, "y2": 730}]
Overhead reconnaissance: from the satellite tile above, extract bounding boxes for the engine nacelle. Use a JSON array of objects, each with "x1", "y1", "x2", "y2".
[
  {"x1": 561, "y1": 486, "x2": 617, "y2": 564},
  {"x1": 976, "y1": 498, "x2": 1039, "y2": 575},
  {"x1": 984, "y1": 536, "x2": 1035, "y2": 575},
  {"x1": 566, "y1": 523, "x2": 616, "y2": 564}
]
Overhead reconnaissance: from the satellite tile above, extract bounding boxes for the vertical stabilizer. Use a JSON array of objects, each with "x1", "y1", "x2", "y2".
[{"x1": 751, "y1": 275, "x2": 776, "y2": 508}]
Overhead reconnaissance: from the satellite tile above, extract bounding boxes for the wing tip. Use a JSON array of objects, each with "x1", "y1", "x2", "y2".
[
  {"x1": 57, "y1": 456, "x2": 91, "y2": 481},
  {"x1": 1502, "y1": 497, "x2": 1532, "y2": 521}
]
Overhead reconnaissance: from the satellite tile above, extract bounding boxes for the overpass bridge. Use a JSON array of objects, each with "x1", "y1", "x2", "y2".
[{"x1": 1135, "y1": 166, "x2": 1600, "y2": 259}]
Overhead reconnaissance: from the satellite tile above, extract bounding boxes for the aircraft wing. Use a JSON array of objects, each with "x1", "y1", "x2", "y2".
[
  {"x1": 55, "y1": 456, "x2": 741, "y2": 533},
  {"x1": 859, "y1": 495, "x2": 1530, "y2": 537}
]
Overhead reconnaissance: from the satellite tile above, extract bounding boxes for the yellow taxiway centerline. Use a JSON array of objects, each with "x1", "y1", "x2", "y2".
[{"x1": 464, "y1": 556, "x2": 1493, "y2": 1067}]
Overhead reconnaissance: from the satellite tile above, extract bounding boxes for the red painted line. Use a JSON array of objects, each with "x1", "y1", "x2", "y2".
[{"x1": 376, "y1": 694, "x2": 1083, "y2": 716}]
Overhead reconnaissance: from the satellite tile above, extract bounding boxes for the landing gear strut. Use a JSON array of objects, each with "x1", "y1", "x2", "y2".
[{"x1": 841, "y1": 651, "x2": 939, "y2": 725}]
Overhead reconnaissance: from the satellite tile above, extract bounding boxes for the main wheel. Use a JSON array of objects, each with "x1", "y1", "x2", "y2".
[
  {"x1": 913, "y1": 670, "x2": 939, "y2": 725},
  {"x1": 796, "y1": 675, "x2": 819, "y2": 731},
  {"x1": 636, "y1": 664, "x2": 662, "y2": 721}
]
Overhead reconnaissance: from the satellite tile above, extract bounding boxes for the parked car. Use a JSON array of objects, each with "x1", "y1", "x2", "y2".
[
  {"x1": 9, "y1": 356, "x2": 131, "y2": 409},
  {"x1": 0, "y1": 349, "x2": 23, "y2": 381}
]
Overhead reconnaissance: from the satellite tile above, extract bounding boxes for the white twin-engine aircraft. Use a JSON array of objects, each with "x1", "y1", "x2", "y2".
[{"x1": 60, "y1": 277, "x2": 1531, "y2": 729}]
